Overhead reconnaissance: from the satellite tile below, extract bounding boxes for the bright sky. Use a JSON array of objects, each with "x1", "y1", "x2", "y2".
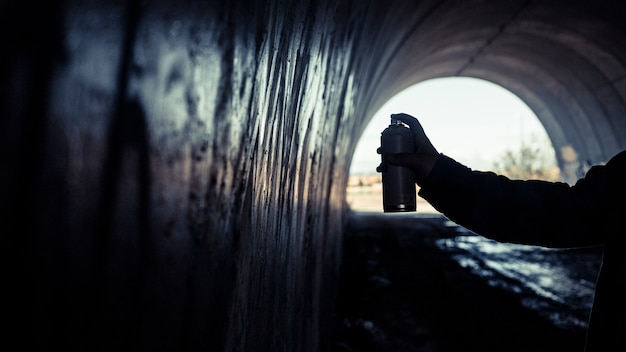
[{"x1": 350, "y1": 77, "x2": 553, "y2": 175}]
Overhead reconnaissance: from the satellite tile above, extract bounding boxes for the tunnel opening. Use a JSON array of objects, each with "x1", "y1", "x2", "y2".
[{"x1": 347, "y1": 77, "x2": 559, "y2": 213}]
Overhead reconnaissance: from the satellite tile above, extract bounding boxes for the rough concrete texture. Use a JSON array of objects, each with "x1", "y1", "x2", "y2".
[{"x1": 1, "y1": 1, "x2": 625, "y2": 351}]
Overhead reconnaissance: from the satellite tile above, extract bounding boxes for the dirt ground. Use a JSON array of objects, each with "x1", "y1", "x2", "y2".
[{"x1": 331, "y1": 212, "x2": 602, "y2": 352}]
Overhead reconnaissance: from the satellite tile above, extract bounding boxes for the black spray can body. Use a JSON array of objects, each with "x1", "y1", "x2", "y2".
[{"x1": 377, "y1": 118, "x2": 416, "y2": 212}]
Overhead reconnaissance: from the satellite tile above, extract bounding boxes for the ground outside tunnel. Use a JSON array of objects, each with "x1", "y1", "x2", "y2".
[{"x1": 332, "y1": 211, "x2": 602, "y2": 352}]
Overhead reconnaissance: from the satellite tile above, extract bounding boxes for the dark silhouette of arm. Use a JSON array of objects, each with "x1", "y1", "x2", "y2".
[{"x1": 418, "y1": 152, "x2": 625, "y2": 248}]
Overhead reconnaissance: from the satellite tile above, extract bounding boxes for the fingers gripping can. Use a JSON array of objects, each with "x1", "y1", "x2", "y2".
[{"x1": 376, "y1": 117, "x2": 416, "y2": 212}]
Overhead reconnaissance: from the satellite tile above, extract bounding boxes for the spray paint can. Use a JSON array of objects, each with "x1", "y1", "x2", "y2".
[{"x1": 376, "y1": 117, "x2": 416, "y2": 212}]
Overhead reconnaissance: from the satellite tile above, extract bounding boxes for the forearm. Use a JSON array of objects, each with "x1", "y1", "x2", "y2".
[{"x1": 418, "y1": 154, "x2": 605, "y2": 248}]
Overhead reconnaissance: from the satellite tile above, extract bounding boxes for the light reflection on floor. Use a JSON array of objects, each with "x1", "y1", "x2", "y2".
[{"x1": 435, "y1": 227, "x2": 600, "y2": 330}]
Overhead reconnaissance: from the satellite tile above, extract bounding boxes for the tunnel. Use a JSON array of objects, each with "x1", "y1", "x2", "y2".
[{"x1": 2, "y1": 0, "x2": 625, "y2": 351}]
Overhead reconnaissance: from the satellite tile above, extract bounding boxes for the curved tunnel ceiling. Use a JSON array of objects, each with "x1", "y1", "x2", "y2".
[{"x1": 364, "y1": 1, "x2": 626, "y2": 181}]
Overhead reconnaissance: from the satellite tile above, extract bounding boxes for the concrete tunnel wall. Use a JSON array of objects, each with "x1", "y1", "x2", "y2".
[{"x1": 2, "y1": 0, "x2": 625, "y2": 351}]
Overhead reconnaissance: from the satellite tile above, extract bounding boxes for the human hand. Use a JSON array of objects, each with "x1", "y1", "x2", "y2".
[{"x1": 385, "y1": 113, "x2": 439, "y2": 184}]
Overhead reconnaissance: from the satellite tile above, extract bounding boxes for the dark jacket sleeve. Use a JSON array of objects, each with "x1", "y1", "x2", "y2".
[{"x1": 418, "y1": 151, "x2": 626, "y2": 248}]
